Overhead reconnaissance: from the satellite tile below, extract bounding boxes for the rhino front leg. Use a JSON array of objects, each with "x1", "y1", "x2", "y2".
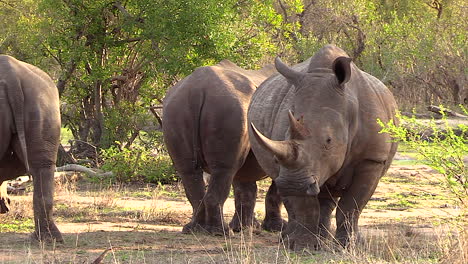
[
  {"x1": 335, "y1": 161, "x2": 384, "y2": 248},
  {"x1": 318, "y1": 192, "x2": 338, "y2": 240},
  {"x1": 230, "y1": 180, "x2": 259, "y2": 232},
  {"x1": 262, "y1": 181, "x2": 286, "y2": 232},
  {"x1": 31, "y1": 166, "x2": 63, "y2": 243},
  {"x1": 0, "y1": 181, "x2": 11, "y2": 213},
  {"x1": 281, "y1": 196, "x2": 320, "y2": 250}
]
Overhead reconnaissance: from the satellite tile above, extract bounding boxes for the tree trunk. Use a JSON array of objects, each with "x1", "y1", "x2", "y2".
[{"x1": 93, "y1": 79, "x2": 104, "y2": 145}]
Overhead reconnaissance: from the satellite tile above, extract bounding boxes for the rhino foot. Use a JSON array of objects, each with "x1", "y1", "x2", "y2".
[
  {"x1": 229, "y1": 217, "x2": 260, "y2": 232},
  {"x1": 262, "y1": 217, "x2": 287, "y2": 232},
  {"x1": 281, "y1": 231, "x2": 320, "y2": 251},
  {"x1": 335, "y1": 231, "x2": 364, "y2": 249},
  {"x1": 182, "y1": 222, "x2": 205, "y2": 234},
  {"x1": 182, "y1": 222, "x2": 231, "y2": 236},
  {"x1": 280, "y1": 220, "x2": 321, "y2": 251},
  {"x1": 31, "y1": 222, "x2": 64, "y2": 244},
  {"x1": 205, "y1": 225, "x2": 232, "y2": 236}
]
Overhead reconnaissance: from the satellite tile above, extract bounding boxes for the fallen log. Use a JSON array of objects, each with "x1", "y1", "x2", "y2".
[
  {"x1": 427, "y1": 105, "x2": 468, "y2": 118},
  {"x1": 7, "y1": 185, "x2": 25, "y2": 195},
  {"x1": 56, "y1": 164, "x2": 113, "y2": 177},
  {"x1": 6, "y1": 165, "x2": 112, "y2": 194},
  {"x1": 401, "y1": 121, "x2": 468, "y2": 141},
  {"x1": 401, "y1": 112, "x2": 441, "y2": 119}
]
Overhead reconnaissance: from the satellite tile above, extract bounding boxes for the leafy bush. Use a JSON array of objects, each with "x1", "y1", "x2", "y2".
[
  {"x1": 100, "y1": 142, "x2": 177, "y2": 184},
  {"x1": 379, "y1": 108, "x2": 468, "y2": 207}
]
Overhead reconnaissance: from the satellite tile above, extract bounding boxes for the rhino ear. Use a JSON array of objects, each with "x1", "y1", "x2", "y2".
[
  {"x1": 275, "y1": 57, "x2": 304, "y2": 87},
  {"x1": 332, "y1": 56, "x2": 352, "y2": 85}
]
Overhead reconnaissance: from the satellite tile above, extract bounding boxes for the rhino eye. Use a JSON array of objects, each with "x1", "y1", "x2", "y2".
[{"x1": 324, "y1": 137, "x2": 332, "y2": 150}]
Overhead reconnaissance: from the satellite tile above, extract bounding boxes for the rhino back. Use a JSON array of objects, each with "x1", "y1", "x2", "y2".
[
  {"x1": 0, "y1": 55, "x2": 60, "y2": 119},
  {"x1": 0, "y1": 55, "x2": 60, "y2": 171},
  {"x1": 163, "y1": 63, "x2": 267, "y2": 172},
  {"x1": 216, "y1": 60, "x2": 277, "y2": 87}
]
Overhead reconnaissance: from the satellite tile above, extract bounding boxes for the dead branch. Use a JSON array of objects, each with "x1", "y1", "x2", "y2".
[
  {"x1": 56, "y1": 164, "x2": 113, "y2": 177},
  {"x1": 149, "y1": 105, "x2": 163, "y2": 128},
  {"x1": 113, "y1": 2, "x2": 132, "y2": 18},
  {"x1": 57, "y1": 144, "x2": 77, "y2": 167},
  {"x1": 92, "y1": 247, "x2": 114, "y2": 264},
  {"x1": 427, "y1": 105, "x2": 468, "y2": 118},
  {"x1": 7, "y1": 185, "x2": 25, "y2": 195},
  {"x1": 401, "y1": 112, "x2": 441, "y2": 119}
]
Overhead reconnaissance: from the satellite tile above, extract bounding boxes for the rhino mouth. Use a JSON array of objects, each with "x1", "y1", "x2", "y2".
[{"x1": 275, "y1": 180, "x2": 320, "y2": 197}]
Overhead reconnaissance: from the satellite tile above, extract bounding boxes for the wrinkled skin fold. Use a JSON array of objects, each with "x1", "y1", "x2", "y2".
[
  {"x1": 248, "y1": 45, "x2": 398, "y2": 250},
  {"x1": 163, "y1": 60, "x2": 286, "y2": 235},
  {"x1": 0, "y1": 55, "x2": 62, "y2": 243}
]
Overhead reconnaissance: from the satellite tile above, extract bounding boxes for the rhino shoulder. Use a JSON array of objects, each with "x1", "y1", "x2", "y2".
[
  {"x1": 0, "y1": 55, "x2": 16, "y2": 63},
  {"x1": 0, "y1": 55, "x2": 18, "y2": 74},
  {"x1": 216, "y1": 59, "x2": 240, "y2": 70},
  {"x1": 216, "y1": 60, "x2": 277, "y2": 87}
]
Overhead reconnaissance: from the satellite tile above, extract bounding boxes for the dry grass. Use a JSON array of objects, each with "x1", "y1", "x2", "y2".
[{"x1": 0, "y1": 164, "x2": 467, "y2": 263}]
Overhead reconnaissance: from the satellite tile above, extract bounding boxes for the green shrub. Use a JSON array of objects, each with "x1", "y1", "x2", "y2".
[
  {"x1": 379, "y1": 108, "x2": 468, "y2": 207},
  {"x1": 100, "y1": 143, "x2": 177, "y2": 184}
]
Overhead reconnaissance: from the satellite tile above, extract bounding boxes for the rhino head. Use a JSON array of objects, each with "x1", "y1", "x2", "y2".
[{"x1": 251, "y1": 56, "x2": 353, "y2": 197}]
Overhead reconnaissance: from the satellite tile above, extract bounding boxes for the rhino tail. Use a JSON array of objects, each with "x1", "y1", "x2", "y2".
[
  {"x1": 4, "y1": 75, "x2": 30, "y2": 173},
  {"x1": 189, "y1": 87, "x2": 205, "y2": 171}
]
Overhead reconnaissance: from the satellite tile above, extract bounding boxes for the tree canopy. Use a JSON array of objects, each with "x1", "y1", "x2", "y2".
[{"x1": 1, "y1": 0, "x2": 466, "y2": 150}]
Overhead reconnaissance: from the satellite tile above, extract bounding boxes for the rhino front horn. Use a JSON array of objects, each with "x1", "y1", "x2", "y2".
[{"x1": 250, "y1": 122, "x2": 296, "y2": 165}]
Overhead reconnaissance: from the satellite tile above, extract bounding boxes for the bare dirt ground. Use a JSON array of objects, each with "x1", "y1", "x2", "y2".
[{"x1": 0, "y1": 160, "x2": 467, "y2": 263}]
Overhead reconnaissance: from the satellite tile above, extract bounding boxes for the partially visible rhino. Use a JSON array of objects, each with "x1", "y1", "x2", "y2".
[
  {"x1": 163, "y1": 60, "x2": 284, "y2": 234},
  {"x1": 248, "y1": 45, "x2": 398, "y2": 250},
  {"x1": 0, "y1": 55, "x2": 62, "y2": 242}
]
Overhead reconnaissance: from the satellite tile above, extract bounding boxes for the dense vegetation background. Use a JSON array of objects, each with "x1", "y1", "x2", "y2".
[{"x1": 0, "y1": 0, "x2": 466, "y2": 182}]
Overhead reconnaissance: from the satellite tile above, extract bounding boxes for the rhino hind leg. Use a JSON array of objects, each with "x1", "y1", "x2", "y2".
[
  {"x1": 180, "y1": 167, "x2": 208, "y2": 234},
  {"x1": 229, "y1": 180, "x2": 259, "y2": 232},
  {"x1": 201, "y1": 168, "x2": 237, "y2": 235},
  {"x1": 31, "y1": 166, "x2": 63, "y2": 243},
  {"x1": 262, "y1": 181, "x2": 286, "y2": 232}
]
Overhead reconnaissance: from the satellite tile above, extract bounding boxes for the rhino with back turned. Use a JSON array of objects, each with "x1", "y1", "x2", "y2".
[
  {"x1": 0, "y1": 55, "x2": 62, "y2": 242},
  {"x1": 163, "y1": 60, "x2": 285, "y2": 234}
]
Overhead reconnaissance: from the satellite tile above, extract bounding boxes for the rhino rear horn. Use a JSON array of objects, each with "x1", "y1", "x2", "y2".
[
  {"x1": 332, "y1": 56, "x2": 352, "y2": 85},
  {"x1": 275, "y1": 57, "x2": 304, "y2": 87},
  {"x1": 288, "y1": 110, "x2": 309, "y2": 140},
  {"x1": 250, "y1": 122, "x2": 296, "y2": 165}
]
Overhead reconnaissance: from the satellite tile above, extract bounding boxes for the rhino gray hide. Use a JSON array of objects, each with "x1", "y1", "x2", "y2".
[
  {"x1": 248, "y1": 45, "x2": 398, "y2": 250},
  {"x1": 0, "y1": 55, "x2": 62, "y2": 242},
  {"x1": 163, "y1": 60, "x2": 285, "y2": 234}
]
